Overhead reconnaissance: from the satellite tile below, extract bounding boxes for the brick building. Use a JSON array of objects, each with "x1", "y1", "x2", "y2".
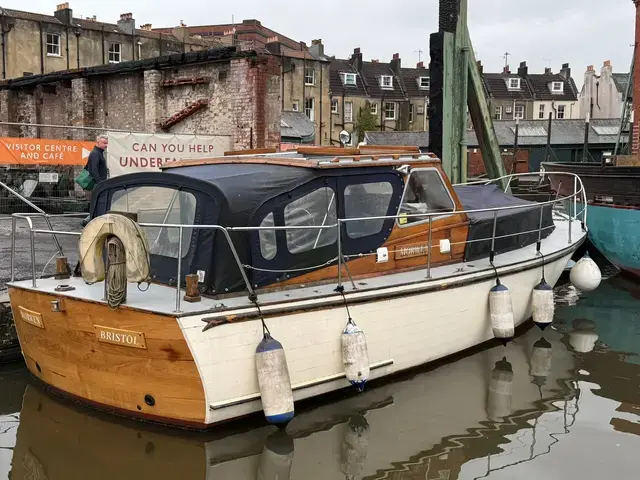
[
  {"x1": 330, "y1": 48, "x2": 431, "y2": 146},
  {"x1": 0, "y1": 46, "x2": 281, "y2": 151},
  {"x1": 0, "y1": 3, "x2": 218, "y2": 80}
]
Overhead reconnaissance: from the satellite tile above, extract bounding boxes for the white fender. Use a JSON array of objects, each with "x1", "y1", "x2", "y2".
[{"x1": 78, "y1": 213, "x2": 151, "y2": 284}]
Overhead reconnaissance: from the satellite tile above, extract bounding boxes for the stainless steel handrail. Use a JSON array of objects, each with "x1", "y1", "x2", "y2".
[{"x1": 9, "y1": 171, "x2": 587, "y2": 312}]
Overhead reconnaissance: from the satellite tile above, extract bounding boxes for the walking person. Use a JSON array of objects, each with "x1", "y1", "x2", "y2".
[{"x1": 76, "y1": 134, "x2": 108, "y2": 226}]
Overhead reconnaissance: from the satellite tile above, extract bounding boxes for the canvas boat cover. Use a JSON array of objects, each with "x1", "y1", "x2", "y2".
[{"x1": 453, "y1": 184, "x2": 555, "y2": 262}]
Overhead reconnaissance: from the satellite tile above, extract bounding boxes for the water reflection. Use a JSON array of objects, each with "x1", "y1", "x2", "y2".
[{"x1": 1, "y1": 274, "x2": 639, "y2": 479}]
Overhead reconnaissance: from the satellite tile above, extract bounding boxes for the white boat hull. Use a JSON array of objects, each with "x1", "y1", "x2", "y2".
[{"x1": 178, "y1": 249, "x2": 576, "y2": 425}]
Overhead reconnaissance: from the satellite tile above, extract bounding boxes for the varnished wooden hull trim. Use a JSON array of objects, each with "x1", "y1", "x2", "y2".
[{"x1": 26, "y1": 374, "x2": 216, "y2": 431}]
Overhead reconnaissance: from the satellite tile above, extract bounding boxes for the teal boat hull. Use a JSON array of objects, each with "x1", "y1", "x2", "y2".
[{"x1": 579, "y1": 202, "x2": 640, "y2": 277}]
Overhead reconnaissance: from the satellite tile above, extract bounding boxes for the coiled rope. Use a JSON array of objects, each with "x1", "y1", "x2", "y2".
[{"x1": 106, "y1": 236, "x2": 127, "y2": 309}]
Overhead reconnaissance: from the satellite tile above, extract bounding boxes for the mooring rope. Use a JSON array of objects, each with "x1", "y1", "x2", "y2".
[{"x1": 106, "y1": 236, "x2": 127, "y2": 309}]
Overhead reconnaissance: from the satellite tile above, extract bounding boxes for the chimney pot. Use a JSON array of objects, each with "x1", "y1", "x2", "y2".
[
  {"x1": 417, "y1": 61, "x2": 424, "y2": 68},
  {"x1": 604, "y1": 60, "x2": 611, "y2": 67},
  {"x1": 503, "y1": 65, "x2": 510, "y2": 74},
  {"x1": 393, "y1": 53, "x2": 399, "y2": 60},
  {"x1": 354, "y1": 47, "x2": 361, "y2": 54},
  {"x1": 520, "y1": 61, "x2": 526, "y2": 67}
]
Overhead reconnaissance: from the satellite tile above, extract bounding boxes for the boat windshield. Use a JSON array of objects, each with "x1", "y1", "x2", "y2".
[{"x1": 398, "y1": 168, "x2": 455, "y2": 225}]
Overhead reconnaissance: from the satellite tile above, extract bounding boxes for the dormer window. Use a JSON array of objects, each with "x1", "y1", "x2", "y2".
[
  {"x1": 419, "y1": 76, "x2": 430, "y2": 89},
  {"x1": 507, "y1": 78, "x2": 521, "y2": 90},
  {"x1": 380, "y1": 75, "x2": 393, "y2": 89},
  {"x1": 341, "y1": 72, "x2": 357, "y2": 86},
  {"x1": 551, "y1": 81, "x2": 564, "y2": 93}
]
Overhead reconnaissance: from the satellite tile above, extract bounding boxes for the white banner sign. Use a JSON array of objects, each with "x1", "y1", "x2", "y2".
[{"x1": 106, "y1": 132, "x2": 232, "y2": 177}]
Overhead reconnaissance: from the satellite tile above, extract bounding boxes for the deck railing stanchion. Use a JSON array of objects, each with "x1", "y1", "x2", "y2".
[
  {"x1": 568, "y1": 196, "x2": 573, "y2": 244},
  {"x1": 537, "y1": 204, "x2": 544, "y2": 252},
  {"x1": 490, "y1": 210, "x2": 498, "y2": 263},
  {"x1": 337, "y1": 220, "x2": 343, "y2": 288},
  {"x1": 573, "y1": 176, "x2": 578, "y2": 222},
  {"x1": 29, "y1": 223, "x2": 36, "y2": 288},
  {"x1": 10, "y1": 216, "x2": 16, "y2": 281},
  {"x1": 427, "y1": 215, "x2": 433, "y2": 279},
  {"x1": 175, "y1": 226, "x2": 183, "y2": 313}
]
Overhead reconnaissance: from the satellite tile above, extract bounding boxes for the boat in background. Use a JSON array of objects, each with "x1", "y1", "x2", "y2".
[
  {"x1": 5, "y1": 145, "x2": 591, "y2": 430},
  {"x1": 543, "y1": 158, "x2": 640, "y2": 278}
]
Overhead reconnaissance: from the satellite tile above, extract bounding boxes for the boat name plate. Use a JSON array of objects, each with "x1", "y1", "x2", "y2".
[
  {"x1": 18, "y1": 306, "x2": 45, "y2": 329},
  {"x1": 395, "y1": 242, "x2": 430, "y2": 260},
  {"x1": 94, "y1": 325, "x2": 147, "y2": 350}
]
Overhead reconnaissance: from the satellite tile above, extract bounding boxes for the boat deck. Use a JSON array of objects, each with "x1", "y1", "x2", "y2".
[{"x1": 6, "y1": 213, "x2": 585, "y2": 318}]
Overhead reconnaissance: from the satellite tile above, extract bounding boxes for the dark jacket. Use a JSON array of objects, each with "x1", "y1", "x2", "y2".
[{"x1": 86, "y1": 146, "x2": 107, "y2": 183}]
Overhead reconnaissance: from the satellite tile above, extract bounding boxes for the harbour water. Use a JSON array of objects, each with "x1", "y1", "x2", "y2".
[{"x1": 1, "y1": 270, "x2": 639, "y2": 479}]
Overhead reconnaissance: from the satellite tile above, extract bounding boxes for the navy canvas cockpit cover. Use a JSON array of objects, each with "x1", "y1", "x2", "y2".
[{"x1": 453, "y1": 184, "x2": 555, "y2": 261}]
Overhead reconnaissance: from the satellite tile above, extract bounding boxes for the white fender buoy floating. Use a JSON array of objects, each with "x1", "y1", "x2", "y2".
[
  {"x1": 255, "y1": 333, "x2": 294, "y2": 427},
  {"x1": 569, "y1": 252, "x2": 602, "y2": 292},
  {"x1": 341, "y1": 415, "x2": 370, "y2": 478},
  {"x1": 257, "y1": 430, "x2": 294, "y2": 480},
  {"x1": 489, "y1": 280, "x2": 515, "y2": 345},
  {"x1": 487, "y1": 357, "x2": 513, "y2": 422},
  {"x1": 341, "y1": 318, "x2": 370, "y2": 392},
  {"x1": 531, "y1": 278, "x2": 554, "y2": 330},
  {"x1": 530, "y1": 337, "x2": 552, "y2": 395}
]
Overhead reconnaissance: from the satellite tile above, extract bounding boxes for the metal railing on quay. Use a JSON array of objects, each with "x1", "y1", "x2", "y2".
[{"x1": 8, "y1": 172, "x2": 587, "y2": 313}]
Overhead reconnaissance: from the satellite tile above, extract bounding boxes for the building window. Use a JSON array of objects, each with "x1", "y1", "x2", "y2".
[
  {"x1": 551, "y1": 81, "x2": 564, "y2": 93},
  {"x1": 409, "y1": 104, "x2": 414, "y2": 123},
  {"x1": 304, "y1": 98, "x2": 315, "y2": 121},
  {"x1": 342, "y1": 73, "x2": 356, "y2": 86},
  {"x1": 508, "y1": 78, "x2": 521, "y2": 90},
  {"x1": 398, "y1": 169, "x2": 455, "y2": 226},
  {"x1": 380, "y1": 75, "x2": 393, "y2": 89},
  {"x1": 331, "y1": 99, "x2": 338, "y2": 114},
  {"x1": 495, "y1": 106, "x2": 503, "y2": 120},
  {"x1": 108, "y1": 42, "x2": 121, "y2": 63},
  {"x1": 514, "y1": 104, "x2": 525, "y2": 120},
  {"x1": 370, "y1": 103, "x2": 378, "y2": 115},
  {"x1": 419, "y1": 77, "x2": 430, "y2": 89},
  {"x1": 46, "y1": 33, "x2": 61, "y2": 56},
  {"x1": 539, "y1": 104, "x2": 546, "y2": 119},
  {"x1": 292, "y1": 101, "x2": 299, "y2": 112},
  {"x1": 344, "y1": 101, "x2": 353, "y2": 122},
  {"x1": 384, "y1": 102, "x2": 396, "y2": 120},
  {"x1": 557, "y1": 105, "x2": 566, "y2": 119},
  {"x1": 304, "y1": 68, "x2": 315, "y2": 86},
  {"x1": 285, "y1": 187, "x2": 337, "y2": 254}
]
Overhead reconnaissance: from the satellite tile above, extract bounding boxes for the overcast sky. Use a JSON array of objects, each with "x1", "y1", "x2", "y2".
[{"x1": 4, "y1": 0, "x2": 636, "y2": 87}]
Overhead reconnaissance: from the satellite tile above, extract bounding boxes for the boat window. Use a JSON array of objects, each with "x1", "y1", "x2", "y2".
[
  {"x1": 398, "y1": 169, "x2": 454, "y2": 225},
  {"x1": 259, "y1": 213, "x2": 277, "y2": 260},
  {"x1": 284, "y1": 187, "x2": 337, "y2": 254},
  {"x1": 344, "y1": 182, "x2": 394, "y2": 239},
  {"x1": 110, "y1": 187, "x2": 196, "y2": 259}
]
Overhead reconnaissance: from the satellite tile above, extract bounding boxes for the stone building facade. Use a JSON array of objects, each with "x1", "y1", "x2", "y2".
[
  {"x1": 0, "y1": 3, "x2": 218, "y2": 80},
  {"x1": 329, "y1": 49, "x2": 430, "y2": 146},
  {"x1": 0, "y1": 46, "x2": 281, "y2": 151}
]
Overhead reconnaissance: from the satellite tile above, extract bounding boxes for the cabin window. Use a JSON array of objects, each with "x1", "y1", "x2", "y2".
[
  {"x1": 344, "y1": 182, "x2": 394, "y2": 238},
  {"x1": 397, "y1": 169, "x2": 455, "y2": 225},
  {"x1": 110, "y1": 187, "x2": 196, "y2": 259},
  {"x1": 284, "y1": 187, "x2": 337, "y2": 254},
  {"x1": 259, "y1": 213, "x2": 277, "y2": 260}
]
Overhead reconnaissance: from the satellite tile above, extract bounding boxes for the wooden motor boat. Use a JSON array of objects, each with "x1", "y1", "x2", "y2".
[{"x1": 6, "y1": 146, "x2": 589, "y2": 429}]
